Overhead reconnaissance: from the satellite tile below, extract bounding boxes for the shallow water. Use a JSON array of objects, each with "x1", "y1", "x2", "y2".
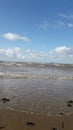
[
  {"x1": 0, "y1": 63, "x2": 73, "y2": 79},
  {"x1": 0, "y1": 63, "x2": 73, "y2": 115},
  {"x1": 0, "y1": 78, "x2": 73, "y2": 115}
]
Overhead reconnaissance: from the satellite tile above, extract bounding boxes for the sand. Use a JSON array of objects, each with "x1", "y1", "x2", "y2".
[{"x1": 0, "y1": 109, "x2": 73, "y2": 130}]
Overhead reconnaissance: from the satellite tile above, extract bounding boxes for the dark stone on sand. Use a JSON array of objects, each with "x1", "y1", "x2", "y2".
[
  {"x1": 25, "y1": 122, "x2": 36, "y2": 127},
  {"x1": 0, "y1": 126, "x2": 5, "y2": 129},
  {"x1": 1, "y1": 97, "x2": 10, "y2": 103},
  {"x1": 52, "y1": 128, "x2": 58, "y2": 130},
  {"x1": 67, "y1": 103, "x2": 72, "y2": 107},
  {"x1": 68, "y1": 100, "x2": 73, "y2": 103}
]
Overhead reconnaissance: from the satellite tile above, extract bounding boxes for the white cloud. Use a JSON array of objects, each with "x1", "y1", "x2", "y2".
[
  {"x1": 48, "y1": 51, "x2": 56, "y2": 58},
  {"x1": 48, "y1": 46, "x2": 73, "y2": 63},
  {"x1": 53, "y1": 20, "x2": 66, "y2": 29},
  {"x1": 67, "y1": 23, "x2": 73, "y2": 27},
  {"x1": 54, "y1": 45, "x2": 73, "y2": 62},
  {"x1": 0, "y1": 47, "x2": 25, "y2": 60},
  {"x1": 6, "y1": 48, "x2": 14, "y2": 58},
  {"x1": 0, "y1": 46, "x2": 73, "y2": 63},
  {"x1": 60, "y1": 13, "x2": 73, "y2": 19},
  {"x1": 55, "y1": 20, "x2": 73, "y2": 28},
  {"x1": 0, "y1": 47, "x2": 49, "y2": 61},
  {"x1": 40, "y1": 21, "x2": 49, "y2": 29},
  {"x1": 56, "y1": 13, "x2": 73, "y2": 28},
  {"x1": 27, "y1": 51, "x2": 48, "y2": 59},
  {"x1": 55, "y1": 46, "x2": 71, "y2": 54},
  {"x1": 2, "y1": 32, "x2": 30, "y2": 42}
]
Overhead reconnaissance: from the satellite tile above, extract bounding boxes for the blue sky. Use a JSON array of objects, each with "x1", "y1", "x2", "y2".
[{"x1": 0, "y1": 0, "x2": 73, "y2": 63}]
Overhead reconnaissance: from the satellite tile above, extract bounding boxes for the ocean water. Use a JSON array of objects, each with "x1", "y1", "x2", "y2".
[
  {"x1": 0, "y1": 62, "x2": 73, "y2": 115},
  {"x1": 0, "y1": 63, "x2": 73, "y2": 79}
]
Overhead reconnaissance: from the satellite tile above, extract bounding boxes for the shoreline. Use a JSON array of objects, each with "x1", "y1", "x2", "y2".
[{"x1": 0, "y1": 74, "x2": 73, "y2": 80}]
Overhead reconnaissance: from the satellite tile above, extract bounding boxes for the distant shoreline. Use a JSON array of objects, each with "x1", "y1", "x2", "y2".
[{"x1": 0, "y1": 60, "x2": 73, "y2": 67}]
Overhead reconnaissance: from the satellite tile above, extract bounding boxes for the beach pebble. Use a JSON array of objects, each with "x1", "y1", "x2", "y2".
[
  {"x1": 1, "y1": 97, "x2": 10, "y2": 103},
  {"x1": 52, "y1": 128, "x2": 58, "y2": 130},
  {"x1": 25, "y1": 121, "x2": 36, "y2": 127},
  {"x1": 67, "y1": 104, "x2": 72, "y2": 107}
]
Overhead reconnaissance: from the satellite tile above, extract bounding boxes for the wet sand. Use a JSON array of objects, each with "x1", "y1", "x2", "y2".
[
  {"x1": 0, "y1": 78, "x2": 73, "y2": 130},
  {"x1": 0, "y1": 78, "x2": 73, "y2": 115},
  {"x1": 0, "y1": 109, "x2": 73, "y2": 130}
]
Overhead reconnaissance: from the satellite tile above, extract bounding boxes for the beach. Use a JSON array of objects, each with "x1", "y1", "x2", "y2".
[{"x1": 0, "y1": 61, "x2": 73, "y2": 129}]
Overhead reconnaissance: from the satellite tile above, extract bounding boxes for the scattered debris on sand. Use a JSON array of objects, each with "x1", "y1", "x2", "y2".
[
  {"x1": 0, "y1": 126, "x2": 5, "y2": 129},
  {"x1": 68, "y1": 100, "x2": 73, "y2": 104},
  {"x1": 67, "y1": 104, "x2": 72, "y2": 107},
  {"x1": 67, "y1": 100, "x2": 73, "y2": 107},
  {"x1": 52, "y1": 128, "x2": 58, "y2": 130},
  {"x1": 1, "y1": 97, "x2": 10, "y2": 103},
  {"x1": 25, "y1": 121, "x2": 36, "y2": 127}
]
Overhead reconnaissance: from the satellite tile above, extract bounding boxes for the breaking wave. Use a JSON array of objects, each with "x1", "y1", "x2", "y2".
[{"x1": 0, "y1": 73, "x2": 73, "y2": 80}]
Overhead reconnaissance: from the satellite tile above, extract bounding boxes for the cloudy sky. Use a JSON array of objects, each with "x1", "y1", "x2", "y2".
[{"x1": 0, "y1": 0, "x2": 73, "y2": 63}]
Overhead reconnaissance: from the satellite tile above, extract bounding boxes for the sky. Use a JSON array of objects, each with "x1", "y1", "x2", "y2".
[{"x1": 0, "y1": 0, "x2": 73, "y2": 63}]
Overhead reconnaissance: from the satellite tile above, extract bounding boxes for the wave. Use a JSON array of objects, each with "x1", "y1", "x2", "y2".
[{"x1": 0, "y1": 73, "x2": 73, "y2": 80}]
